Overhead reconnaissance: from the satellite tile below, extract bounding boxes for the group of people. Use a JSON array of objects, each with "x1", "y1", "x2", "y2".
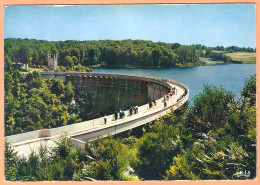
[
  {"x1": 162, "y1": 87, "x2": 178, "y2": 108},
  {"x1": 114, "y1": 110, "x2": 125, "y2": 120},
  {"x1": 104, "y1": 87, "x2": 180, "y2": 124},
  {"x1": 129, "y1": 106, "x2": 139, "y2": 116},
  {"x1": 169, "y1": 87, "x2": 177, "y2": 96},
  {"x1": 113, "y1": 106, "x2": 139, "y2": 121},
  {"x1": 104, "y1": 106, "x2": 140, "y2": 124},
  {"x1": 149, "y1": 100, "x2": 157, "y2": 109},
  {"x1": 106, "y1": 87, "x2": 179, "y2": 124},
  {"x1": 163, "y1": 94, "x2": 170, "y2": 102}
]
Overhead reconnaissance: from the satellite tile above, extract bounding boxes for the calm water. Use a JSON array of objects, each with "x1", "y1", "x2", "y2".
[{"x1": 94, "y1": 64, "x2": 256, "y2": 101}]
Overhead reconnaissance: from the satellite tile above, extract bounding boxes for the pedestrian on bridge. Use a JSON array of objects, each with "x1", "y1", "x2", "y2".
[
  {"x1": 164, "y1": 101, "x2": 167, "y2": 108},
  {"x1": 129, "y1": 107, "x2": 133, "y2": 116},
  {"x1": 172, "y1": 87, "x2": 176, "y2": 95},
  {"x1": 104, "y1": 115, "x2": 107, "y2": 124},
  {"x1": 114, "y1": 111, "x2": 118, "y2": 120},
  {"x1": 149, "y1": 102, "x2": 153, "y2": 109},
  {"x1": 134, "y1": 106, "x2": 138, "y2": 114},
  {"x1": 119, "y1": 110, "x2": 122, "y2": 119}
]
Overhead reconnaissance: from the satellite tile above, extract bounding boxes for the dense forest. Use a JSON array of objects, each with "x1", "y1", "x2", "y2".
[
  {"x1": 4, "y1": 69, "x2": 82, "y2": 136},
  {"x1": 4, "y1": 38, "x2": 255, "y2": 69},
  {"x1": 5, "y1": 74, "x2": 256, "y2": 181}
]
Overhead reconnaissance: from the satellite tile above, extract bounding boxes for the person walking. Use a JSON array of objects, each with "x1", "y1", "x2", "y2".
[
  {"x1": 129, "y1": 107, "x2": 133, "y2": 116},
  {"x1": 119, "y1": 109, "x2": 122, "y2": 119},
  {"x1": 149, "y1": 102, "x2": 153, "y2": 109},
  {"x1": 114, "y1": 111, "x2": 118, "y2": 120},
  {"x1": 104, "y1": 115, "x2": 107, "y2": 124}
]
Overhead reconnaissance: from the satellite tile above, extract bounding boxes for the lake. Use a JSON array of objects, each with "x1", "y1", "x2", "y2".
[{"x1": 94, "y1": 64, "x2": 256, "y2": 102}]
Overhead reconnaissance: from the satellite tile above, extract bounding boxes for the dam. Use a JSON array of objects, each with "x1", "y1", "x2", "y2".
[
  {"x1": 5, "y1": 72, "x2": 189, "y2": 157},
  {"x1": 44, "y1": 72, "x2": 172, "y2": 118}
]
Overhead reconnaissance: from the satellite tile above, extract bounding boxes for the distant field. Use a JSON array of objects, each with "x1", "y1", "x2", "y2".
[
  {"x1": 212, "y1": 50, "x2": 225, "y2": 53},
  {"x1": 199, "y1": 57, "x2": 225, "y2": 65},
  {"x1": 225, "y1": 52, "x2": 256, "y2": 64}
]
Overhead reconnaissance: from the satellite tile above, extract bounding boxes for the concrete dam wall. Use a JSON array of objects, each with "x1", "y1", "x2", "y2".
[
  {"x1": 6, "y1": 72, "x2": 189, "y2": 156},
  {"x1": 67, "y1": 74, "x2": 169, "y2": 117},
  {"x1": 41, "y1": 72, "x2": 170, "y2": 119}
]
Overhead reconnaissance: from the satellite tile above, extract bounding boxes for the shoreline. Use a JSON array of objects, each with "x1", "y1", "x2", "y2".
[
  {"x1": 24, "y1": 62, "x2": 256, "y2": 73},
  {"x1": 90, "y1": 62, "x2": 255, "y2": 70}
]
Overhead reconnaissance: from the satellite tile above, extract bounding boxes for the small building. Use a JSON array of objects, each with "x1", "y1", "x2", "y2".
[
  {"x1": 48, "y1": 54, "x2": 58, "y2": 68},
  {"x1": 101, "y1": 62, "x2": 107, "y2": 66},
  {"x1": 12, "y1": 63, "x2": 28, "y2": 71}
]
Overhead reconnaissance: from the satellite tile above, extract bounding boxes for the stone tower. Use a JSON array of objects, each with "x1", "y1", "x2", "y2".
[{"x1": 48, "y1": 54, "x2": 58, "y2": 68}]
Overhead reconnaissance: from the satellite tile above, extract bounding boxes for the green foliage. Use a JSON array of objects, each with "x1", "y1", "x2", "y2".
[
  {"x1": 5, "y1": 39, "x2": 255, "y2": 69},
  {"x1": 4, "y1": 140, "x2": 19, "y2": 181},
  {"x1": 5, "y1": 75, "x2": 256, "y2": 181},
  {"x1": 5, "y1": 135, "x2": 88, "y2": 181},
  {"x1": 84, "y1": 136, "x2": 140, "y2": 181},
  {"x1": 241, "y1": 74, "x2": 256, "y2": 106},
  {"x1": 5, "y1": 134, "x2": 140, "y2": 181},
  {"x1": 4, "y1": 55, "x2": 13, "y2": 72},
  {"x1": 165, "y1": 76, "x2": 256, "y2": 180},
  {"x1": 175, "y1": 45, "x2": 199, "y2": 64},
  {"x1": 204, "y1": 50, "x2": 231, "y2": 63},
  {"x1": 73, "y1": 64, "x2": 91, "y2": 72},
  {"x1": 4, "y1": 70, "x2": 78, "y2": 135},
  {"x1": 5, "y1": 38, "x2": 201, "y2": 68},
  {"x1": 52, "y1": 133, "x2": 73, "y2": 159},
  {"x1": 189, "y1": 85, "x2": 234, "y2": 134}
]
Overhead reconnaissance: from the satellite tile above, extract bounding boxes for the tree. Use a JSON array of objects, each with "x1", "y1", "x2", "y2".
[
  {"x1": 63, "y1": 55, "x2": 74, "y2": 67},
  {"x1": 72, "y1": 56, "x2": 79, "y2": 66},
  {"x1": 84, "y1": 136, "x2": 140, "y2": 181},
  {"x1": 47, "y1": 78, "x2": 65, "y2": 97},
  {"x1": 4, "y1": 55, "x2": 13, "y2": 72},
  {"x1": 31, "y1": 51, "x2": 39, "y2": 66},
  {"x1": 171, "y1": 43, "x2": 181, "y2": 50},
  {"x1": 241, "y1": 74, "x2": 256, "y2": 106},
  {"x1": 188, "y1": 85, "x2": 234, "y2": 134},
  {"x1": 5, "y1": 140, "x2": 19, "y2": 181},
  {"x1": 4, "y1": 70, "x2": 78, "y2": 135},
  {"x1": 16, "y1": 45, "x2": 30, "y2": 64}
]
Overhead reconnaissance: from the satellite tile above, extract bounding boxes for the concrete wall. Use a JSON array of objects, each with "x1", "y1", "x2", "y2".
[
  {"x1": 68, "y1": 75, "x2": 149, "y2": 116},
  {"x1": 7, "y1": 72, "x2": 189, "y2": 150},
  {"x1": 41, "y1": 72, "x2": 171, "y2": 118}
]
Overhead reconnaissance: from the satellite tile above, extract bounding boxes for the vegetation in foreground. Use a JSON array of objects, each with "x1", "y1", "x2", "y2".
[
  {"x1": 4, "y1": 69, "x2": 81, "y2": 136},
  {"x1": 5, "y1": 74, "x2": 256, "y2": 181}
]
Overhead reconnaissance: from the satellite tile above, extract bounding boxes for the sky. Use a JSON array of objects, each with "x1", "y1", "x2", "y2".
[{"x1": 4, "y1": 4, "x2": 256, "y2": 48}]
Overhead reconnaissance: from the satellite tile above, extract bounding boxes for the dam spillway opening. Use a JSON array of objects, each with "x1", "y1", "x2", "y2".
[{"x1": 66, "y1": 75, "x2": 170, "y2": 120}]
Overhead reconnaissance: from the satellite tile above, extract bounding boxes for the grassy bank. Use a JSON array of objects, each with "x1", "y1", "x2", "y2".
[
  {"x1": 225, "y1": 52, "x2": 256, "y2": 64},
  {"x1": 199, "y1": 57, "x2": 225, "y2": 65}
]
